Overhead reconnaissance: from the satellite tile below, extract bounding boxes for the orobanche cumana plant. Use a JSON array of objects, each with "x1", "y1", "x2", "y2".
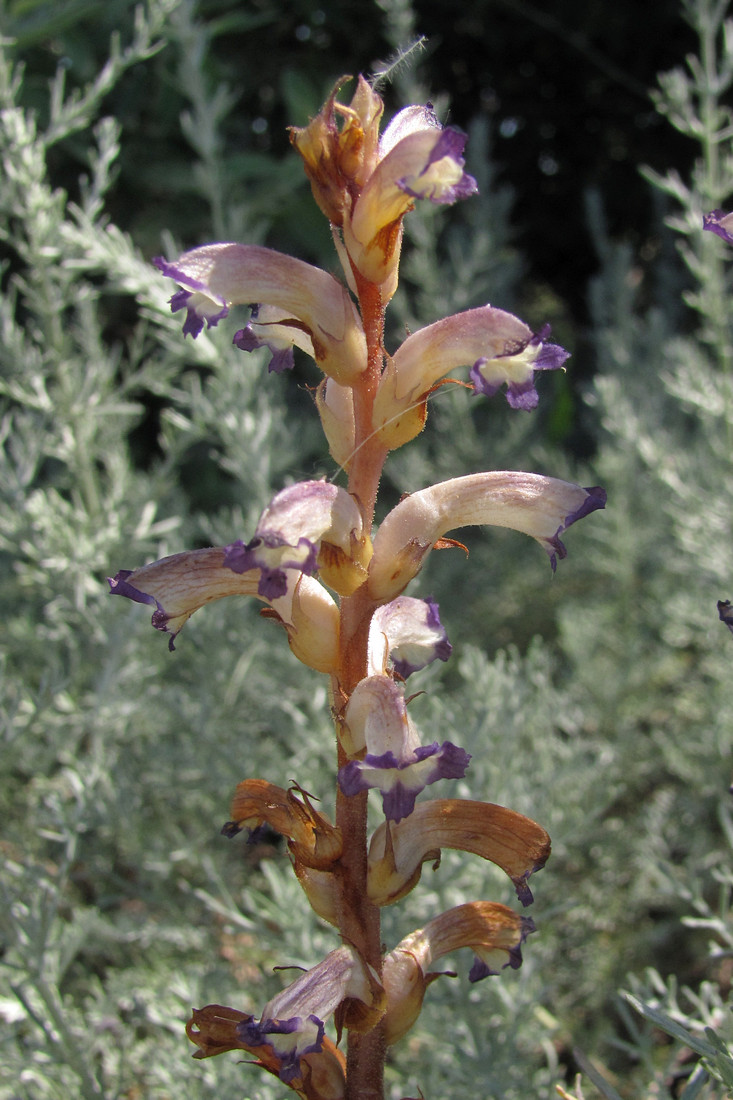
[
  {"x1": 15, "y1": 2, "x2": 733, "y2": 1096},
  {"x1": 109, "y1": 75, "x2": 606, "y2": 1098}
]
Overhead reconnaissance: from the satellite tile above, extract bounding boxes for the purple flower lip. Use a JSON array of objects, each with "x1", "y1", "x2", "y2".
[
  {"x1": 718, "y1": 599, "x2": 733, "y2": 634},
  {"x1": 703, "y1": 209, "x2": 733, "y2": 244},
  {"x1": 237, "y1": 1014, "x2": 325, "y2": 1084},
  {"x1": 224, "y1": 535, "x2": 318, "y2": 600},
  {"x1": 397, "y1": 127, "x2": 478, "y2": 204},
  {"x1": 339, "y1": 739, "x2": 471, "y2": 822},
  {"x1": 547, "y1": 484, "x2": 607, "y2": 571},
  {"x1": 154, "y1": 257, "x2": 229, "y2": 338}
]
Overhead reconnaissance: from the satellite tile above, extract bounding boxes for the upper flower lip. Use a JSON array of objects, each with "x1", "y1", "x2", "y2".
[
  {"x1": 108, "y1": 547, "x2": 341, "y2": 671},
  {"x1": 367, "y1": 797, "x2": 551, "y2": 907},
  {"x1": 367, "y1": 471, "x2": 607, "y2": 601}
]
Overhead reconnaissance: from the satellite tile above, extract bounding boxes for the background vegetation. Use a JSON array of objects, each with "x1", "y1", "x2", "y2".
[{"x1": 1, "y1": 0, "x2": 732, "y2": 1097}]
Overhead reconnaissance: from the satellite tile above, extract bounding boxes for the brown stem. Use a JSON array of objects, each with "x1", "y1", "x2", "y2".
[{"x1": 333, "y1": 267, "x2": 388, "y2": 1100}]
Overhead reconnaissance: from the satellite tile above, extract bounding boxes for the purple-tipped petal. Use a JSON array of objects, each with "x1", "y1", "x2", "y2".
[
  {"x1": 224, "y1": 536, "x2": 318, "y2": 599},
  {"x1": 108, "y1": 569, "x2": 156, "y2": 609},
  {"x1": 338, "y1": 739, "x2": 471, "y2": 823},
  {"x1": 469, "y1": 324, "x2": 569, "y2": 410},
  {"x1": 155, "y1": 257, "x2": 229, "y2": 337},
  {"x1": 718, "y1": 599, "x2": 733, "y2": 634},
  {"x1": 233, "y1": 325, "x2": 296, "y2": 374},
  {"x1": 703, "y1": 209, "x2": 733, "y2": 244},
  {"x1": 468, "y1": 915, "x2": 536, "y2": 982},
  {"x1": 546, "y1": 484, "x2": 607, "y2": 572},
  {"x1": 238, "y1": 1014, "x2": 324, "y2": 1084},
  {"x1": 398, "y1": 127, "x2": 478, "y2": 205}
]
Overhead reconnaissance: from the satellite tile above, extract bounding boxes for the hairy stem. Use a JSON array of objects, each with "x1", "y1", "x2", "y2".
[{"x1": 335, "y1": 268, "x2": 388, "y2": 1100}]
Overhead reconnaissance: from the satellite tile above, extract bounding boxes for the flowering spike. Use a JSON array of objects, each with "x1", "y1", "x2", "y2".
[{"x1": 113, "y1": 72, "x2": 606, "y2": 1098}]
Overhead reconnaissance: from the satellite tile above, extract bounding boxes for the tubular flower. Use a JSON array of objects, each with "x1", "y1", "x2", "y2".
[
  {"x1": 222, "y1": 780, "x2": 342, "y2": 870},
  {"x1": 368, "y1": 471, "x2": 607, "y2": 601},
  {"x1": 367, "y1": 595, "x2": 452, "y2": 678},
  {"x1": 703, "y1": 209, "x2": 733, "y2": 244},
  {"x1": 337, "y1": 675, "x2": 470, "y2": 822},
  {"x1": 223, "y1": 481, "x2": 372, "y2": 598},
  {"x1": 291, "y1": 76, "x2": 477, "y2": 297},
  {"x1": 367, "y1": 798, "x2": 551, "y2": 907},
  {"x1": 186, "y1": 1003, "x2": 347, "y2": 1099},
  {"x1": 185, "y1": 947, "x2": 378, "y2": 1097},
  {"x1": 108, "y1": 548, "x2": 339, "y2": 671},
  {"x1": 154, "y1": 245, "x2": 367, "y2": 385},
  {"x1": 234, "y1": 946, "x2": 382, "y2": 1086},
  {"x1": 382, "y1": 902, "x2": 536, "y2": 1044},
  {"x1": 373, "y1": 307, "x2": 568, "y2": 449}
]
